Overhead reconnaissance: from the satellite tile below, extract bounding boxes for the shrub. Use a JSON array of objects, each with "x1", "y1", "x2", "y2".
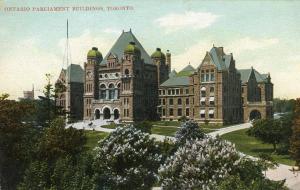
[
  {"x1": 175, "y1": 121, "x2": 205, "y2": 146},
  {"x1": 93, "y1": 126, "x2": 162, "y2": 189}
]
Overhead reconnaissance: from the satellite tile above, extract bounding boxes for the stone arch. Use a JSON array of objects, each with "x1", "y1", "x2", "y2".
[
  {"x1": 103, "y1": 107, "x2": 111, "y2": 120},
  {"x1": 113, "y1": 108, "x2": 120, "y2": 120},
  {"x1": 249, "y1": 110, "x2": 262, "y2": 121},
  {"x1": 94, "y1": 109, "x2": 101, "y2": 119}
]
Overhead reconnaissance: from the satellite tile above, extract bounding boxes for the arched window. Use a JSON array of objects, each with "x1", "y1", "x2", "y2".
[
  {"x1": 117, "y1": 83, "x2": 121, "y2": 99},
  {"x1": 109, "y1": 84, "x2": 115, "y2": 99},
  {"x1": 100, "y1": 84, "x2": 106, "y2": 99},
  {"x1": 125, "y1": 69, "x2": 129, "y2": 75}
]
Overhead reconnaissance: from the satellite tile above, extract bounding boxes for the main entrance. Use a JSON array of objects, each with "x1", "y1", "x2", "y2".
[{"x1": 103, "y1": 108, "x2": 111, "y2": 119}]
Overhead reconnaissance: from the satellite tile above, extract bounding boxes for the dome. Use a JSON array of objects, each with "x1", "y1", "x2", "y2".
[
  {"x1": 151, "y1": 48, "x2": 165, "y2": 59},
  {"x1": 124, "y1": 41, "x2": 140, "y2": 54},
  {"x1": 87, "y1": 47, "x2": 102, "y2": 58}
]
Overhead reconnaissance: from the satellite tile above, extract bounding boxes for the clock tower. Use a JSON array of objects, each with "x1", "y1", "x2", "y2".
[{"x1": 83, "y1": 47, "x2": 103, "y2": 120}]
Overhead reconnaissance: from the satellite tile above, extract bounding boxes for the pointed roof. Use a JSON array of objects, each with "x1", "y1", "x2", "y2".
[
  {"x1": 101, "y1": 30, "x2": 152, "y2": 65},
  {"x1": 177, "y1": 64, "x2": 196, "y2": 77},
  {"x1": 62, "y1": 64, "x2": 84, "y2": 83},
  {"x1": 169, "y1": 69, "x2": 177, "y2": 78},
  {"x1": 238, "y1": 67, "x2": 269, "y2": 83},
  {"x1": 208, "y1": 47, "x2": 232, "y2": 71}
]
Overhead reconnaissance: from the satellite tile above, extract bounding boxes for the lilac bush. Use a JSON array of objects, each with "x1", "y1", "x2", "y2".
[
  {"x1": 159, "y1": 136, "x2": 240, "y2": 190},
  {"x1": 93, "y1": 126, "x2": 162, "y2": 190}
]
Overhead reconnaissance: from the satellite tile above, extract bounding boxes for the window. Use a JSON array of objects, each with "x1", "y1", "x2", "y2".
[
  {"x1": 210, "y1": 70, "x2": 215, "y2": 81},
  {"x1": 186, "y1": 108, "x2": 189, "y2": 116},
  {"x1": 163, "y1": 99, "x2": 166, "y2": 105},
  {"x1": 169, "y1": 98, "x2": 173, "y2": 105},
  {"x1": 176, "y1": 89, "x2": 179, "y2": 95},
  {"x1": 180, "y1": 89, "x2": 183, "y2": 94},
  {"x1": 159, "y1": 99, "x2": 162, "y2": 105},
  {"x1": 209, "y1": 108, "x2": 214, "y2": 118},
  {"x1": 185, "y1": 89, "x2": 189, "y2": 94},
  {"x1": 168, "y1": 90, "x2": 171, "y2": 95},
  {"x1": 169, "y1": 108, "x2": 173, "y2": 116},
  {"x1": 125, "y1": 69, "x2": 129, "y2": 75},
  {"x1": 210, "y1": 87, "x2": 214, "y2": 93},
  {"x1": 201, "y1": 73, "x2": 205, "y2": 82},
  {"x1": 100, "y1": 84, "x2": 106, "y2": 99},
  {"x1": 200, "y1": 109, "x2": 205, "y2": 118},
  {"x1": 163, "y1": 90, "x2": 166, "y2": 95},
  {"x1": 162, "y1": 108, "x2": 166, "y2": 116},
  {"x1": 178, "y1": 108, "x2": 182, "y2": 116},
  {"x1": 172, "y1": 89, "x2": 175, "y2": 95},
  {"x1": 205, "y1": 70, "x2": 209, "y2": 81},
  {"x1": 178, "y1": 98, "x2": 182, "y2": 105},
  {"x1": 117, "y1": 83, "x2": 120, "y2": 99},
  {"x1": 186, "y1": 98, "x2": 189, "y2": 105},
  {"x1": 108, "y1": 84, "x2": 115, "y2": 99}
]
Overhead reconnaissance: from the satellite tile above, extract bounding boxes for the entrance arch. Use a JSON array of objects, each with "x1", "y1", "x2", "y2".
[
  {"x1": 95, "y1": 109, "x2": 100, "y2": 119},
  {"x1": 103, "y1": 108, "x2": 111, "y2": 119},
  {"x1": 249, "y1": 110, "x2": 261, "y2": 121},
  {"x1": 114, "y1": 109, "x2": 120, "y2": 120}
]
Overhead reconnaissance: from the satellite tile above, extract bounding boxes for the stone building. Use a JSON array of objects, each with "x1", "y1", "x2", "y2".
[
  {"x1": 239, "y1": 67, "x2": 273, "y2": 121},
  {"x1": 159, "y1": 47, "x2": 243, "y2": 124},
  {"x1": 55, "y1": 30, "x2": 273, "y2": 125},
  {"x1": 55, "y1": 64, "x2": 84, "y2": 121},
  {"x1": 83, "y1": 30, "x2": 169, "y2": 122}
]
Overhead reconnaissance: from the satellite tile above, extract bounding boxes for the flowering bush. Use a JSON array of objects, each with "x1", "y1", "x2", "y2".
[
  {"x1": 175, "y1": 121, "x2": 205, "y2": 146},
  {"x1": 159, "y1": 136, "x2": 240, "y2": 190},
  {"x1": 93, "y1": 126, "x2": 162, "y2": 190}
]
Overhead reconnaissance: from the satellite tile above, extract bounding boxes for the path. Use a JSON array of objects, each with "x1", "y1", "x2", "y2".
[{"x1": 68, "y1": 120, "x2": 300, "y2": 190}]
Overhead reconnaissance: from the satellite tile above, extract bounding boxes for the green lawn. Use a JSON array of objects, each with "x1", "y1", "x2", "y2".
[
  {"x1": 84, "y1": 131, "x2": 109, "y2": 151},
  {"x1": 221, "y1": 129, "x2": 295, "y2": 166},
  {"x1": 151, "y1": 126, "x2": 179, "y2": 136},
  {"x1": 151, "y1": 121, "x2": 181, "y2": 127},
  {"x1": 101, "y1": 123, "x2": 124, "y2": 129}
]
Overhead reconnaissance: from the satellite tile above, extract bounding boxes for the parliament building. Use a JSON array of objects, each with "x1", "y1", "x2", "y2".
[{"x1": 55, "y1": 30, "x2": 273, "y2": 124}]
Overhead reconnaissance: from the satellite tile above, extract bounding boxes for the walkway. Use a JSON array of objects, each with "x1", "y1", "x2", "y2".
[{"x1": 68, "y1": 120, "x2": 300, "y2": 190}]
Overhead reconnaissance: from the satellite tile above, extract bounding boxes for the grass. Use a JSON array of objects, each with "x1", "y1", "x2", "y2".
[
  {"x1": 84, "y1": 130, "x2": 109, "y2": 151},
  {"x1": 151, "y1": 121, "x2": 181, "y2": 127},
  {"x1": 151, "y1": 126, "x2": 179, "y2": 136},
  {"x1": 221, "y1": 129, "x2": 295, "y2": 166},
  {"x1": 101, "y1": 123, "x2": 124, "y2": 129}
]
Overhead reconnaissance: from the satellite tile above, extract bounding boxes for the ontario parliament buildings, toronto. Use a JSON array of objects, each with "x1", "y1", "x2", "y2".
[{"x1": 55, "y1": 30, "x2": 273, "y2": 125}]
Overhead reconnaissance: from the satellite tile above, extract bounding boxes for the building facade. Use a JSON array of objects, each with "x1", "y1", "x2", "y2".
[
  {"x1": 55, "y1": 64, "x2": 84, "y2": 121},
  {"x1": 83, "y1": 30, "x2": 168, "y2": 122},
  {"x1": 158, "y1": 47, "x2": 273, "y2": 124},
  {"x1": 56, "y1": 30, "x2": 273, "y2": 124}
]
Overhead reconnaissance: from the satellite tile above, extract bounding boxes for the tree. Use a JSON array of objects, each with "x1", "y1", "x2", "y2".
[
  {"x1": 37, "y1": 118, "x2": 86, "y2": 162},
  {"x1": 175, "y1": 121, "x2": 205, "y2": 146},
  {"x1": 290, "y1": 98, "x2": 300, "y2": 166},
  {"x1": 247, "y1": 119, "x2": 284, "y2": 152},
  {"x1": 159, "y1": 136, "x2": 240, "y2": 189},
  {"x1": 93, "y1": 126, "x2": 162, "y2": 190},
  {"x1": 258, "y1": 153, "x2": 278, "y2": 176},
  {"x1": 0, "y1": 94, "x2": 40, "y2": 190}
]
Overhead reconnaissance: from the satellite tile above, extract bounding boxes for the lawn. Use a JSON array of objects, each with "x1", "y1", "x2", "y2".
[
  {"x1": 84, "y1": 130, "x2": 109, "y2": 151},
  {"x1": 151, "y1": 126, "x2": 179, "y2": 136},
  {"x1": 221, "y1": 129, "x2": 295, "y2": 166},
  {"x1": 151, "y1": 121, "x2": 181, "y2": 127},
  {"x1": 101, "y1": 123, "x2": 124, "y2": 129}
]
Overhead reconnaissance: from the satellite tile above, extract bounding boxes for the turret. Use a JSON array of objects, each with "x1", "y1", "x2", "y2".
[
  {"x1": 166, "y1": 50, "x2": 171, "y2": 73},
  {"x1": 151, "y1": 48, "x2": 168, "y2": 85}
]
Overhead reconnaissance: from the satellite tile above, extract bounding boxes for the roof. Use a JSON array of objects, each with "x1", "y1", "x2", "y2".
[
  {"x1": 87, "y1": 47, "x2": 102, "y2": 58},
  {"x1": 177, "y1": 64, "x2": 195, "y2": 76},
  {"x1": 160, "y1": 76, "x2": 190, "y2": 87},
  {"x1": 151, "y1": 48, "x2": 166, "y2": 59},
  {"x1": 201, "y1": 47, "x2": 232, "y2": 71},
  {"x1": 169, "y1": 70, "x2": 177, "y2": 78},
  {"x1": 238, "y1": 68, "x2": 269, "y2": 83},
  {"x1": 62, "y1": 64, "x2": 84, "y2": 83},
  {"x1": 101, "y1": 30, "x2": 152, "y2": 65}
]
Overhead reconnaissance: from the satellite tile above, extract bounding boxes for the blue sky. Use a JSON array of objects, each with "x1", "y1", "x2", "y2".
[{"x1": 0, "y1": 0, "x2": 299, "y2": 99}]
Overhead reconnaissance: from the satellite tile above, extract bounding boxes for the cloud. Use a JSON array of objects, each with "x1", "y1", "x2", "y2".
[
  {"x1": 155, "y1": 11, "x2": 219, "y2": 33},
  {"x1": 227, "y1": 37, "x2": 279, "y2": 55},
  {"x1": 172, "y1": 41, "x2": 213, "y2": 71},
  {"x1": 58, "y1": 29, "x2": 115, "y2": 65},
  {"x1": 102, "y1": 28, "x2": 121, "y2": 35},
  {"x1": 0, "y1": 39, "x2": 61, "y2": 99}
]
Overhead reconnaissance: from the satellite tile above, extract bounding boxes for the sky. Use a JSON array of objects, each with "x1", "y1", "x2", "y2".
[{"x1": 0, "y1": 0, "x2": 299, "y2": 99}]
